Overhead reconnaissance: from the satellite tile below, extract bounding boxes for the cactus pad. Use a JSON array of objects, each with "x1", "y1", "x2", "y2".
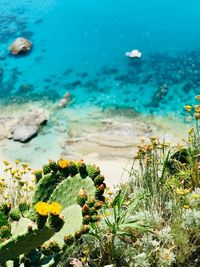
[
  {"x1": 49, "y1": 174, "x2": 95, "y2": 208},
  {"x1": 49, "y1": 205, "x2": 82, "y2": 247},
  {"x1": 0, "y1": 226, "x2": 55, "y2": 263}
]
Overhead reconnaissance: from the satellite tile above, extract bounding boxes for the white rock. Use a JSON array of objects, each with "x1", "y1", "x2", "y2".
[
  {"x1": 12, "y1": 109, "x2": 49, "y2": 142},
  {"x1": 9, "y1": 37, "x2": 32, "y2": 55},
  {"x1": 125, "y1": 49, "x2": 142, "y2": 58}
]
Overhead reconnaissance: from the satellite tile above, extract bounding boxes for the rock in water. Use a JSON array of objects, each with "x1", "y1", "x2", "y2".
[
  {"x1": 9, "y1": 37, "x2": 32, "y2": 55},
  {"x1": 125, "y1": 49, "x2": 142, "y2": 58},
  {"x1": 12, "y1": 109, "x2": 48, "y2": 142}
]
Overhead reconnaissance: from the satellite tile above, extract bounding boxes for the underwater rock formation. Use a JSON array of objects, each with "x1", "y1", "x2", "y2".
[
  {"x1": 9, "y1": 37, "x2": 32, "y2": 55},
  {"x1": 148, "y1": 84, "x2": 168, "y2": 108}
]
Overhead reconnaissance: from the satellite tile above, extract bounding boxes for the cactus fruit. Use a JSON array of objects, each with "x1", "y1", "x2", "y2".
[
  {"x1": 87, "y1": 164, "x2": 101, "y2": 180},
  {"x1": 48, "y1": 160, "x2": 58, "y2": 172},
  {"x1": 94, "y1": 175, "x2": 105, "y2": 186},
  {"x1": 0, "y1": 202, "x2": 11, "y2": 216},
  {"x1": 40, "y1": 240, "x2": 60, "y2": 255},
  {"x1": 19, "y1": 201, "x2": 30, "y2": 215},
  {"x1": 0, "y1": 226, "x2": 11, "y2": 239},
  {"x1": 68, "y1": 161, "x2": 78, "y2": 176},
  {"x1": 81, "y1": 225, "x2": 90, "y2": 234},
  {"x1": 82, "y1": 204, "x2": 90, "y2": 216},
  {"x1": 95, "y1": 183, "x2": 106, "y2": 198},
  {"x1": 94, "y1": 200, "x2": 104, "y2": 210},
  {"x1": 74, "y1": 230, "x2": 82, "y2": 240},
  {"x1": 87, "y1": 196, "x2": 96, "y2": 207},
  {"x1": 77, "y1": 189, "x2": 88, "y2": 206},
  {"x1": 43, "y1": 164, "x2": 52, "y2": 175},
  {"x1": 83, "y1": 215, "x2": 91, "y2": 225},
  {"x1": 89, "y1": 207, "x2": 97, "y2": 216},
  {"x1": 9, "y1": 208, "x2": 21, "y2": 221},
  {"x1": 33, "y1": 170, "x2": 43, "y2": 182},
  {"x1": 91, "y1": 215, "x2": 99, "y2": 222},
  {"x1": 64, "y1": 233, "x2": 74, "y2": 245},
  {"x1": 76, "y1": 160, "x2": 87, "y2": 178}
]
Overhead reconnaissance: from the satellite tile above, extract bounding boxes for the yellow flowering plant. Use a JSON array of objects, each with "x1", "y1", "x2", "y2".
[{"x1": 0, "y1": 160, "x2": 35, "y2": 206}]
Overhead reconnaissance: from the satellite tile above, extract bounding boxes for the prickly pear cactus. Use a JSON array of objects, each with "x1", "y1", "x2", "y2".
[
  {"x1": 35, "y1": 160, "x2": 105, "y2": 251},
  {"x1": 0, "y1": 202, "x2": 64, "y2": 263},
  {"x1": 0, "y1": 159, "x2": 106, "y2": 266}
]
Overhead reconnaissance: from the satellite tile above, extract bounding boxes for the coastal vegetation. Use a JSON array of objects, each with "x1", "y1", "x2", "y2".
[{"x1": 0, "y1": 97, "x2": 200, "y2": 266}]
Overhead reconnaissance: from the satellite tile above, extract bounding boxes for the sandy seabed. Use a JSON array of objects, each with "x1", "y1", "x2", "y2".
[{"x1": 0, "y1": 101, "x2": 187, "y2": 188}]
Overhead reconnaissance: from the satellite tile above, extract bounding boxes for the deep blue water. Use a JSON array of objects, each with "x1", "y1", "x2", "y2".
[{"x1": 1, "y1": 0, "x2": 200, "y2": 114}]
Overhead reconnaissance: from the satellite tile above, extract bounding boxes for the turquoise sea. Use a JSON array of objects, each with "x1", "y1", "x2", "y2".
[{"x1": 1, "y1": 0, "x2": 200, "y2": 115}]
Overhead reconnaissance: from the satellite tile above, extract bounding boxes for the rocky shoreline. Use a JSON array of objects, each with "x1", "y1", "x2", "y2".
[{"x1": 0, "y1": 101, "x2": 187, "y2": 187}]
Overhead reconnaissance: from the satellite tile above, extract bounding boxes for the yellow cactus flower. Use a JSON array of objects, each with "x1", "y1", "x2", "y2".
[
  {"x1": 176, "y1": 188, "x2": 191, "y2": 195},
  {"x1": 35, "y1": 202, "x2": 50, "y2": 216},
  {"x1": 58, "y1": 159, "x2": 70, "y2": 169},
  {"x1": 50, "y1": 202, "x2": 62, "y2": 215}
]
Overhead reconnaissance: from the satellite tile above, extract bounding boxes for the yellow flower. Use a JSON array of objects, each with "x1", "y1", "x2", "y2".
[
  {"x1": 176, "y1": 143, "x2": 184, "y2": 150},
  {"x1": 82, "y1": 245, "x2": 90, "y2": 256},
  {"x1": 184, "y1": 105, "x2": 192, "y2": 112},
  {"x1": 10, "y1": 169, "x2": 18, "y2": 175},
  {"x1": 28, "y1": 185, "x2": 35, "y2": 191},
  {"x1": 58, "y1": 159, "x2": 70, "y2": 169},
  {"x1": 35, "y1": 202, "x2": 50, "y2": 216},
  {"x1": 183, "y1": 205, "x2": 190, "y2": 209},
  {"x1": 81, "y1": 257, "x2": 87, "y2": 263},
  {"x1": 22, "y1": 163, "x2": 29, "y2": 169},
  {"x1": 50, "y1": 202, "x2": 62, "y2": 215},
  {"x1": 188, "y1": 128, "x2": 194, "y2": 135},
  {"x1": 3, "y1": 160, "x2": 9, "y2": 166},
  {"x1": 193, "y1": 194, "x2": 200, "y2": 199},
  {"x1": 176, "y1": 188, "x2": 191, "y2": 195}
]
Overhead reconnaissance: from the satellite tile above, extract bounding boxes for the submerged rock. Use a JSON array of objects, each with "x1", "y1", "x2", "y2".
[
  {"x1": 12, "y1": 109, "x2": 48, "y2": 142},
  {"x1": 9, "y1": 37, "x2": 32, "y2": 55}
]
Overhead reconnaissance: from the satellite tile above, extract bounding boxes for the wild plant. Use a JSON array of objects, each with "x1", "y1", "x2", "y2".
[{"x1": 82, "y1": 190, "x2": 149, "y2": 266}]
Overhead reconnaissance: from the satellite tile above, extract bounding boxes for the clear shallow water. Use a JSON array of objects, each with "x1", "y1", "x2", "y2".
[{"x1": 0, "y1": 0, "x2": 200, "y2": 114}]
